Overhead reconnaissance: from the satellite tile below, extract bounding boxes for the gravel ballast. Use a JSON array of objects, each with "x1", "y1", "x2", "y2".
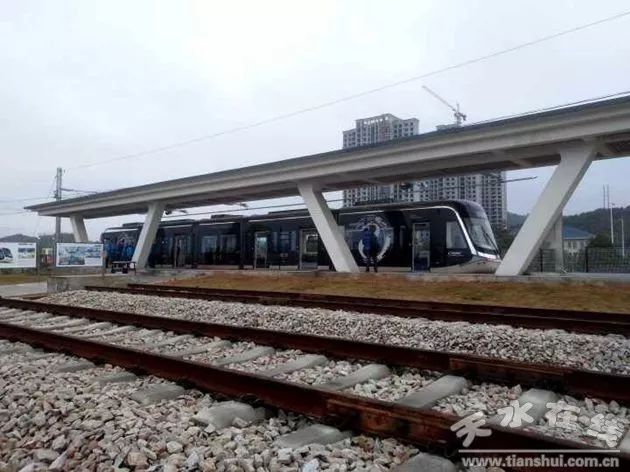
[
  {"x1": 347, "y1": 368, "x2": 439, "y2": 402},
  {"x1": 0, "y1": 342, "x2": 421, "y2": 471},
  {"x1": 43, "y1": 290, "x2": 630, "y2": 375}
]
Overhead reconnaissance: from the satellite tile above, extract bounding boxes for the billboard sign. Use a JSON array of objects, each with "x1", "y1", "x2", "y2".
[
  {"x1": 56, "y1": 243, "x2": 103, "y2": 267},
  {"x1": 0, "y1": 242, "x2": 37, "y2": 269}
]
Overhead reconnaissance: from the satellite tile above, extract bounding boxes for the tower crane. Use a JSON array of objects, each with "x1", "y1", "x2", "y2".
[{"x1": 422, "y1": 85, "x2": 467, "y2": 126}]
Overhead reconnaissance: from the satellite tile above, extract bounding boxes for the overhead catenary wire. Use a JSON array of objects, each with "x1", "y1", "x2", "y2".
[
  {"x1": 469, "y1": 89, "x2": 630, "y2": 126},
  {"x1": 65, "y1": 9, "x2": 630, "y2": 172}
]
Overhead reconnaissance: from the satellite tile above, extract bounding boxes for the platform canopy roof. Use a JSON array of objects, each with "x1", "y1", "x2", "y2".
[{"x1": 27, "y1": 95, "x2": 630, "y2": 219}]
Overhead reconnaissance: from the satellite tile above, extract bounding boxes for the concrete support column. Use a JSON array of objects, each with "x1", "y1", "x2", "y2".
[
  {"x1": 298, "y1": 183, "x2": 359, "y2": 273},
  {"x1": 69, "y1": 215, "x2": 89, "y2": 243},
  {"x1": 541, "y1": 216, "x2": 564, "y2": 272},
  {"x1": 496, "y1": 142, "x2": 595, "y2": 276},
  {"x1": 132, "y1": 202, "x2": 165, "y2": 269}
]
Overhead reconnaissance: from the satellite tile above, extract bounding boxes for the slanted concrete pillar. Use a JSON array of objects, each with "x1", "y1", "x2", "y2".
[
  {"x1": 132, "y1": 202, "x2": 164, "y2": 269},
  {"x1": 69, "y1": 215, "x2": 89, "y2": 243},
  {"x1": 496, "y1": 142, "x2": 595, "y2": 276},
  {"x1": 298, "y1": 183, "x2": 359, "y2": 273}
]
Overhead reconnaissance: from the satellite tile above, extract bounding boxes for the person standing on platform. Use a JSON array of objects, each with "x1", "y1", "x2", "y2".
[{"x1": 362, "y1": 226, "x2": 380, "y2": 272}]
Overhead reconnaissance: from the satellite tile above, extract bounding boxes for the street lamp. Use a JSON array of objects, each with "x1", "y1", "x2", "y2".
[
  {"x1": 621, "y1": 216, "x2": 626, "y2": 258},
  {"x1": 610, "y1": 203, "x2": 615, "y2": 246}
]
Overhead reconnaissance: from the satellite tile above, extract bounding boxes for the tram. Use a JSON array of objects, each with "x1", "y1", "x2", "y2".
[
  {"x1": 101, "y1": 200, "x2": 501, "y2": 273},
  {"x1": 0, "y1": 247, "x2": 14, "y2": 264}
]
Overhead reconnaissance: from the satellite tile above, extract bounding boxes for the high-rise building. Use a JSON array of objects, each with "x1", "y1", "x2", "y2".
[
  {"x1": 412, "y1": 173, "x2": 507, "y2": 228},
  {"x1": 341, "y1": 114, "x2": 507, "y2": 229},
  {"x1": 342, "y1": 114, "x2": 419, "y2": 207}
]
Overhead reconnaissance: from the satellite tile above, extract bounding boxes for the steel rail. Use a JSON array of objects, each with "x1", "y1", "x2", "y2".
[
  {"x1": 89, "y1": 284, "x2": 630, "y2": 337},
  {"x1": 1, "y1": 296, "x2": 628, "y2": 404},
  {"x1": 0, "y1": 320, "x2": 626, "y2": 472}
]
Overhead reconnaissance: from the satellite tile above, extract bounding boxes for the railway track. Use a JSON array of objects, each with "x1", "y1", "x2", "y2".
[
  {"x1": 84, "y1": 283, "x2": 630, "y2": 337},
  {"x1": 0, "y1": 297, "x2": 628, "y2": 471}
]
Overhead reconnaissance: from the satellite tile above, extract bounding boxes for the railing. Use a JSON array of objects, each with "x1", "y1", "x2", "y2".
[{"x1": 527, "y1": 247, "x2": 630, "y2": 273}]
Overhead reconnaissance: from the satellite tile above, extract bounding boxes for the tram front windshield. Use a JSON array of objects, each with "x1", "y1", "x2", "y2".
[{"x1": 464, "y1": 217, "x2": 499, "y2": 255}]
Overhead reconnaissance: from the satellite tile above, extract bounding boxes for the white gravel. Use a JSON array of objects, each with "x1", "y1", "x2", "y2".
[
  {"x1": 526, "y1": 395, "x2": 630, "y2": 449},
  {"x1": 43, "y1": 290, "x2": 630, "y2": 375},
  {"x1": 433, "y1": 383, "x2": 523, "y2": 417},
  {"x1": 0, "y1": 342, "x2": 420, "y2": 471},
  {"x1": 347, "y1": 368, "x2": 439, "y2": 402},
  {"x1": 187, "y1": 341, "x2": 259, "y2": 363},
  {"x1": 276, "y1": 359, "x2": 366, "y2": 386},
  {"x1": 230, "y1": 349, "x2": 305, "y2": 372}
]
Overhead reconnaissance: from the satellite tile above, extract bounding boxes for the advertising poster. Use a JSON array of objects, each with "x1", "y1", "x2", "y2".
[
  {"x1": 0, "y1": 242, "x2": 37, "y2": 269},
  {"x1": 56, "y1": 243, "x2": 103, "y2": 267}
]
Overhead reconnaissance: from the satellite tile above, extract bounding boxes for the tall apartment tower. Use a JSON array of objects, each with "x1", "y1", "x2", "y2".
[
  {"x1": 413, "y1": 173, "x2": 507, "y2": 228},
  {"x1": 341, "y1": 114, "x2": 508, "y2": 229},
  {"x1": 342, "y1": 114, "x2": 419, "y2": 206}
]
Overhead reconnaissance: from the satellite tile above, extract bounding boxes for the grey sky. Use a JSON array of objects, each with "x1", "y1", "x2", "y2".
[{"x1": 2, "y1": 0, "x2": 630, "y2": 238}]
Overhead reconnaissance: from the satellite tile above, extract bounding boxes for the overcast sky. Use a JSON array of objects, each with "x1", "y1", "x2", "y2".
[{"x1": 2, "y1": 0, "x2": 630, "y2": 239}]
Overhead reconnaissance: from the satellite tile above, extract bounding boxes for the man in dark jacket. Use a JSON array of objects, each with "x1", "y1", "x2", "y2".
[{"x1": 362, "y1": 226, "x2": 380, "y2": 272}]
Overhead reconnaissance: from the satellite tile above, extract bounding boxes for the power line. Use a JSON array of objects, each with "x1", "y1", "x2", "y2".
[
  {"x1": 0, "y1": 196, "x2": 55, "y2": 203},
  {"x1": 0, "y1": 210, "x2": 30, "y2": 216},
  {"x1": 0, "y1": 177, "x2": 58, "y2": 203},
  {"x1": 469, "y1": 89, "x2": 630, "y2": 126},
  {"x1": 67, "y1": 9, "x2": 630, "y2": 172}
]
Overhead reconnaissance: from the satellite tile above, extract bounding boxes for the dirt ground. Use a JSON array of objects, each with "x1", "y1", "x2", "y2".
[
  {"x1": 165, "y1": 272, "x2": 630, "y2": 313},
  {"x1": 0, "y1": 274, "x2": 47, "y2": 285}
]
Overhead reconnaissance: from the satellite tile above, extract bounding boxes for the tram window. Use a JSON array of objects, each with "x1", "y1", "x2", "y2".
[
  {"x1": 304, "y1": 234, "x2": 318, "y2": 254},
  {"x1": 220, "y1": 234, "x2": 237, "y2": 253},
  {"x1": 446, "y1": 221, "x2": 467, "y2": 249},
  {"x1": 399, "y1": 226, "x2": 406, "y2": 247},
  {"x1": 279, "y1": 232, "x2": 292, "y2": 253},
  {"x1": 201, "y1": 235, "x2": 218, "y2": 254},
  {"x1": 291, "y1": 231, "x2": 297, "y2": 251}
]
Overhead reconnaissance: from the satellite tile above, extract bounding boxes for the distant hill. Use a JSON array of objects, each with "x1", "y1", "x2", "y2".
[
  {"x1": 0, "y1": 232, "x2": 76, "y2": 248},
  {"x1": 507, "y1": 206, "x2": 630, "y2": 244},
  {"x1": 507, "y1": 212, "x2": 527, "y2": 232},
  {"x1": 564, "y1": 207, "x2": 630, "y2": 239},
  {"x1": 0, "y1": 233, "x2": 38, "y2": 243}
]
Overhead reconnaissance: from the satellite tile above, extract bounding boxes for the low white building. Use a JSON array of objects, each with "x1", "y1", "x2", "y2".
[{"x1": 563, "y1": 226, "x2": 594, "y2": 254}]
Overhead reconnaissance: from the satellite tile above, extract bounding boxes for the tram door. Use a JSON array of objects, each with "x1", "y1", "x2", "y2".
[
  {"x1": 299, "y1": 229, "x2": 319, "y2": 270},
  {"x1": 254, "y1": 232, "x2": 269, "y2": 269},
  {"x1": 173, "y1": 234, "x2": 189, "y2": 268},
  {"x1": 412, "y1": 223, "x2": 431, "y2": 271}
]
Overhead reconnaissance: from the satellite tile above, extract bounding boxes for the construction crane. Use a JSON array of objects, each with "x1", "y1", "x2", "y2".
[{"x1": 422, "y1": 85, "x2": 467, "y2": 127}]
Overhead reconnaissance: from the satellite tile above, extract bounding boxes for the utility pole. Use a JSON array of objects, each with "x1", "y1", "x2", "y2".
[
  {"x1": 53, "y1": 167, "x2": 63, "y2": 266},
  {"x1": 604, "y1": 185, "x2": 614, "y2": 245}
]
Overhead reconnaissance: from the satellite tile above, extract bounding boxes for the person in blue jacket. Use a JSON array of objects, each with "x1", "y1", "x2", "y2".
[
  {"x1": 361, "y1": 225, "x2": 380, "y2": 273},
  {"x1": 105, "y1": 241, "x2": 114, "y2": 268},
  {"x1": 124, "y1": 243, "x2": 135, "y2": 261}
]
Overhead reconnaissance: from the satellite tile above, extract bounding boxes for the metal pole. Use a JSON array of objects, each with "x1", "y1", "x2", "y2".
[
  {"x1": 53, "y1": 167, "x2": 63, "y2": 267},
  {"x1": 585, "y1": 247, "x2": 589, "y2": 273},
  {"x1": 610, "y1": 206, "x2": 615, "y2": 245}
]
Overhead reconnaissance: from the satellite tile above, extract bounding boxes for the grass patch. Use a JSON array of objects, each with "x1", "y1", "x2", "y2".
[{"x1": 165, "y1": 272, "x2": 630, "y2": 314}]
